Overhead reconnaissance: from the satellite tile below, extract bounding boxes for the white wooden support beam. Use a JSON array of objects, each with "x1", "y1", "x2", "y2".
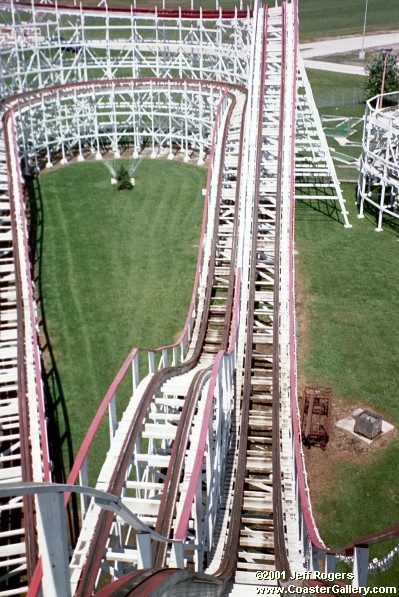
[
  {"x1": 194, "y1": 480, "x2": 204, "y2": 571},
  {"x1": 171, "y1": 542, "x2": 185, "y2": 569},
  {"x1": 36, "y1": 491, "x2": 71, "y2": 597},
  {"x1": 188, "y1": 317, "x2": 193, "y2": 342},
  {"x1": 148, "y1": 351, "x2": 155, "y2": 375},
  {"x1": 136, "y1": 532, "x2": 152, "y2": 569},
  {"x1": 108, "y1": 394, "x2": 117, "y2": 442},
  {"x1": 180, "y1": 337, "x2": 186, "y2": 362},
  {"x1": 172, "y1": 346, "x2": 178, "y2": 366},
  {"x1": 325, "y1": 553, "x2": 336, "y2": 575},
  {"x1": 352, "y1": 546, "x2": 369, "y2": 589},
  {"x1": 78, "y1": 456, "x2": 90, "y2": 521},
  {"x1": 162, "y1": 348, "x2": 168, "y2": 369},
  {"x1": 132, "y1": 353, "x2": 139, "y2": 391}
]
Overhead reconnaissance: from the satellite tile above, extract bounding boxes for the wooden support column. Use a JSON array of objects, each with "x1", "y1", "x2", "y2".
[
  {"x1": 36, "y1": 491, "x2": 71, "y2": 597},
  {"x1": 352, "y1": 546, "x2": 369, "y2": 589},
  {"x1": 108, "y1": 394, "x2": 117, "y2": 441},
  {"x1": 136, "y1": 532, "x2": 152, "y2": 569},
  {"x1": 325, "y1": 553, "x2": 336, "y2": 575},
  {"x1": 78, "y1": 456, "x2": 90, "y2": 521}
]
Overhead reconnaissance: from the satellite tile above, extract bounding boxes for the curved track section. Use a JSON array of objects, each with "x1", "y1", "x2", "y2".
[
  {"x1": 67, "y1": 81, "x2": 246, "y2": 596},
  {"x1": 0, "y1": 2, "x2": 397, "y2": 597},
  {"x1": 0, "y1": 97, "x2": 50, "y2": 593},
  {"x1": 0, "y1": 1, "x2": 251, "y2": 95},
  {"x1": 358, "y1": 91, "x2": 399, "y2": 230}
]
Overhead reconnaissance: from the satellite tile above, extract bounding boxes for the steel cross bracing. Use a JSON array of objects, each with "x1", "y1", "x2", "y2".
[
  {"x1": 295, "y1": 57, "x2": 351, "y2": 228},
  {"x1": 0, "y1": 1, "x2": 252, "y2": 95},
  {"x1": 66, "y1": 85, "x2": 246, "y2": 594},
  {"x1": 357, "y1": 91, "x2": 399, "y2": 231}
]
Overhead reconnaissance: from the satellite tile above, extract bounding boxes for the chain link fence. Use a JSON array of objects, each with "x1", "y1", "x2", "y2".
[{"x1": 313, "y1": 86, "x2": 365, "y2": 109}]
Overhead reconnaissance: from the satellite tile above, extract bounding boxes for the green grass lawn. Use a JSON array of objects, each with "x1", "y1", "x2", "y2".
[
  {"x1": 306, "y1": 69, "x2": 366, "y2": 115},
  {"x1": 296, "y1": 186, "x2": 399, "y2": 585},
  {"x1": 298, "y1": 66, "x2": 399, "y2": 586},
  {"x1": 299, "y1": 0, "x2": 399, "y2": 41},
  {"x1": 32, "y1": 158, "x2": 205, "y2": 478},
  {"x1": 296, "y1": 186, "x2": 399, "y2": 421}
]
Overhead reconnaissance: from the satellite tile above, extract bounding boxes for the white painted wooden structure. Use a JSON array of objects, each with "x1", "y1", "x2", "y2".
[
  {"x1": 295, "y1": 57, "x2": 351, "y2": 227},
  {"x1": 0, "y1": 1, "x2": 388, "y2": 596},
  {"x1": 358, "y1": 91, "x2": 399, "y2": 232}
]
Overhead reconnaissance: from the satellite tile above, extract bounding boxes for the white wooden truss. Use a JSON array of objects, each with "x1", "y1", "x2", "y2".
[
  {"x1": 358, "y1": 91, "x2": 399, "y2": 231},
  {"x1": 295, "y1": 56, "x2": 351, "y2": 228}
]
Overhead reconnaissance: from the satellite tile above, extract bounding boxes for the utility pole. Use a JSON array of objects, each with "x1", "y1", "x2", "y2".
[
  {"x1": 378, "y1": 48, "x2": 393, "y2": 109},
  {"x1": 359, "y1": 0, "x2": 368, "y2": 60}
]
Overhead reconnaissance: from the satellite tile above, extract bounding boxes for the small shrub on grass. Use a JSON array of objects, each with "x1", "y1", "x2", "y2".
[{"x1": 116, "y1": 165, "x2": 132, "y2": 190}]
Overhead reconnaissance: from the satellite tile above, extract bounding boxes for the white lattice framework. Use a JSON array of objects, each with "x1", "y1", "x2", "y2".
[
  {"x1": 358, "y1": 91, "x2": 399, "y2": 232},
  {"x1": 0, "y1": 0, "x2": 251, "y2": 93},
  {"x1": 14, "y1": 79, "x2": 227, "y2": 168},
  {"x1": 295, "y1": 56, "x2": 351, "y2": 228},
  {"x1": 1, "y1": 2, "x2": 380, "y2": 597},
  {"x1": 0, "y1": 5, "x2": 254, "y2": 594}
]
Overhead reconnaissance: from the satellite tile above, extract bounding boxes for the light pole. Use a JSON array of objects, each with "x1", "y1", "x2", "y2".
[
  {"x1": 378, "y1": 47, "x2": 393, "y2": 109},
  {"x1": 359, "y1": 0, "x2": 369, "y2": 60}
]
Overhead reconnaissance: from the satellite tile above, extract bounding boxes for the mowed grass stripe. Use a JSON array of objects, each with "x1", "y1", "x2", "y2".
[
  {"x1": 36, "y1": 158, "x2": 205, "y2": 473},
  {"x1": 299, "y1": 0, "x2": 399, "y2": 41},
  {"x1": 296, "y1": 187, "x2": 399, "y2": 586},
  {"x1": 52, "y1": 184, "x2": 101, "y2": 403}
]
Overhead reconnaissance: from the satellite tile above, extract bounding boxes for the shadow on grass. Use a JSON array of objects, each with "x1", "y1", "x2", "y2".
[
  {"x1": 296, "y1": 197, "x2": 345, "y2": 225},
  {"x1": 26, "y1": 176, "x2": 80, "y2": 545},
  {"x1": 358, "y1": 203, "x2": 399, "y2": 238}
]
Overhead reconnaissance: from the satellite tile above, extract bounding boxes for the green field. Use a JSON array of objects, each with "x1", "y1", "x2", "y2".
[
  {"x1": 32, "y1": 159, "x2": 205, "y2": 477},
  {"x1": 306, "y1": 70, "x2": 365, "y2": 115},
  {"x1": 299, "y1": 0, "x2": 399, "y2": 41},
  {"x1": 296, "y1": 187, "x2": 399, "y2": 422},
  {"x1": 296, "y1": 188, "x2": 399, "y2": 587},
  {"x1": 3, "y1": 0, "x2": 397, "y2": 39},
  {"x1": 298, "y1": 62, "x2": 399, "y2": 585}
]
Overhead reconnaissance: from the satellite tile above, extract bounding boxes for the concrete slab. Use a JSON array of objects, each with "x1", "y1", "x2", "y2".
[{"x1": 335, "y1": 408, "x2": 395, "y2": 445}]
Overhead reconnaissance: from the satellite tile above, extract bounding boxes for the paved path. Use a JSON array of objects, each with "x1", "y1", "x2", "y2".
[
  {"x1": 302, "y1": 60, "x2": 366, "y2": 76},
  {"x1": 300, "y1": 31, "x2": 399, "y2": 75}
]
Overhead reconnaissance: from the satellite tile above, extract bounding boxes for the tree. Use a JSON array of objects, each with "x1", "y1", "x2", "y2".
[
  {"x1": 116, "y1": 165, "x2": 132, "y2": 190},
  {"x1": 364, "y1": 50, "x2": 399, "y2": 102}
]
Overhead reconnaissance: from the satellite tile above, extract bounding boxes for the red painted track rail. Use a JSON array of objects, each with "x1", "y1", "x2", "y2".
[{"x1": 13, "y1": 0, "x2": 251, "y2": 19}]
